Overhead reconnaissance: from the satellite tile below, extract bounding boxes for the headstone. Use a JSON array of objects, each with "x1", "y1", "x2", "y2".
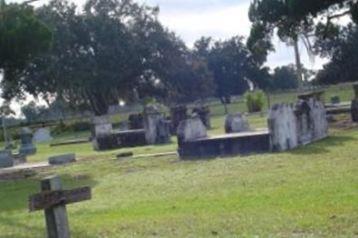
[
  {"x1": 91, "y1": 115, "x2": 113, "y2": 150},
  {"x1": 19, "y1": 127, "x2": 37, "y2": 156},
  {"x1": 268, "y1": 104, "x2": 298, "y2": 152},
  {"x1": 128, "y1": 113, "x2": 144, "y2": 129},
  {"x1": 0, "y1": 150, "x2": 13, "y2": 168},
  {"x1": 177, "y1": 116, "x2": 207, "y2": 145},
  {"x1": 308, "y1": 99, "x2": 328, "y2": 141},
  {"x1": 144, "y1": 105, "x2": 170, "y2": 144},
  {"x1": 269, "y1": 99, "x2": 328, "y2": 152},
  {"x1": 170, "y1": 106, "x2": 188, "y2": 134},
  {"x1": 33, "y1": 128, "x2": 53, "y2": 143},
  {"x1": 29, "y1": 176, "x2": 91, "y2": 238},
  {"x1": 225, "y1": 113, "x2": 250, "y2": 133},
  {"x1": 192, "y1": 106, "x2": 211, "y2": 128},
  {"x1": 48, "y1": 154, "x2": 76, "y2": 165}
]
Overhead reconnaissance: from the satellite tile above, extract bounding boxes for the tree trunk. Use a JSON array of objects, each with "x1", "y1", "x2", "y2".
[{"x1": 293, "y1": 38, "x2": 304, "y2": 91}]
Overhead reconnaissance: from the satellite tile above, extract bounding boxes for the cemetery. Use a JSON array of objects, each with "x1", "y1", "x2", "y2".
[{"x1": 0, "y1": 0, "x2": 358, "y2": 237}]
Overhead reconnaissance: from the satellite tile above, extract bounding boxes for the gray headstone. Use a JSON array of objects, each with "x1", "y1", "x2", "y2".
[
  {"x1": 92, "y1": 115, "x2": 113, "y2": 137},
  {"x1": 268, "y1": 104, "x2": 298, "y2": 151},
  {"x1": 33, "y1": 128, "x2": 53, "y2": 143},
  {"x1": 177, "y1": 116, "x2": 207, "y2": 144},
  {"x1": 0, "y1": 150, "x2": 13, "y2": 168},
  {"x1": 91, "y1": 115, "x2": 113, "y2": 150},
  {"x1": 308, "y1": 99, "x2": 328, "y2": 141},
  {"x1": 19, "y1": 127, "x2": 37, "y2": 156},
  {"x1": 48, "y1": 154, "x2": 76, "y2": 165},
  {"x1": 225, "y1": 113, "x2": 250, "y2": 133},
  {"x1": 144, "y1": 106, "x2": 170, "y2": 144}
]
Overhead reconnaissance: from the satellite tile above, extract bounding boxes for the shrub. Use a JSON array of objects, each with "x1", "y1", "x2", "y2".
[{"x1": 245, "y1": 90, "x2": 265, "y2": 113}]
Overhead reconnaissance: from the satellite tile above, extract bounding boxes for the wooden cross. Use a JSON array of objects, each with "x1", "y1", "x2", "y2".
[{"x1": 29, "y1": 176, "x2": 91, "y2": 238}]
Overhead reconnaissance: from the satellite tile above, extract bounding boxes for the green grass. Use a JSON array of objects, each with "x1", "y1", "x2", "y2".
[{"x1": 0, "y1": 124, "x2": 357, "y2": 237}]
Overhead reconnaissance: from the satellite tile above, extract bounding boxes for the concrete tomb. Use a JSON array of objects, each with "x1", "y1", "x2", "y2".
[
  {"x1": 19, "y1": 127, "x2": 37, "y2": 156},
  {"x1": 48, "y1": 154, "x2": 76, "y2": 165},
  {"x1": 0, "y1": 150, "x2": 14, "y2": 168},
  {"x1": 225, "y1": 113, "x2": 251, "y2": 133},
  {"x1": 177, "y1": 116, "x2": 270, "y2": 159},
  {"x1": 33, "y1": 128, "x2": 53, "y2": 143}
]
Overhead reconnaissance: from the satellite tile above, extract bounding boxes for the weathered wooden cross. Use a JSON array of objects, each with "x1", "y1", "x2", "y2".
[{"x1": 29, "y1": 175, "x2": 91, "y2": 238}]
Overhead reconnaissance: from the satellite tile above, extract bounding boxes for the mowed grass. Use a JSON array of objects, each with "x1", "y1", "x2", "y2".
[{"x1": 0, "y1": 125, "x2": 357, "y2": 237}]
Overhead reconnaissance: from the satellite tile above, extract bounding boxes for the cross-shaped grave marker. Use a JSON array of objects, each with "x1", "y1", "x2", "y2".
[{"x1": 29, "y1": 175, "x2": 91, "y2": 238}]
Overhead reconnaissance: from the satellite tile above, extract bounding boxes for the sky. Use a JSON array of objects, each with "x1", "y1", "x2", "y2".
[{"x1": 7, "y1": 0, "x2": 328, "y2": 116}]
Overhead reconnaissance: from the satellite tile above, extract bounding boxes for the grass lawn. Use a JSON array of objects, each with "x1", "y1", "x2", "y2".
[{"x1": 0, "y1": 114, "x2": 357, "y2": 237}]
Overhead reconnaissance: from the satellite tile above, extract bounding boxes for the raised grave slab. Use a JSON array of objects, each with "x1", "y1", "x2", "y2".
[
  {"x1": 48, "y1": 154, "x2": 76, "y2": 165},
  {"x1": 94, "y1": 129, "x2": 147, "y2": 151},
  {"x1": 178, "y1": 130, "x2": 270, "y2": 160}
]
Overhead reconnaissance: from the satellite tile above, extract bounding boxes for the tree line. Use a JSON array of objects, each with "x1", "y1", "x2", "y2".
[{"x1": 0, "y1": 0, "x2": 357, "y2": 117}]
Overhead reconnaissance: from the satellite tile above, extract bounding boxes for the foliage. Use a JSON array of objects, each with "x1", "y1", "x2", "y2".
[
  {"x1": 194, "y1": 36, "x2": 270, "y2": 103},
  {"x1": 316, "y1": 24, "x2": 358, "y2": 84},
  {"x1": 247, "y1": 0, "x2": 358, "y2": 82},
  {"x1": 21, "y1": 101, "x2": 47, "y2": 123},
  {"x1": 245, "y1": 90, "x2": 265, "y2": 113},
  {"x1": 270, "y1": 65, "x2": 299, "y2": 90},
  {"x1": 0, "y1": 0, "x2": 52, "y2": 99},
  {"x1": 51, "y1": 121, "x2": 92, "y2": 135}
]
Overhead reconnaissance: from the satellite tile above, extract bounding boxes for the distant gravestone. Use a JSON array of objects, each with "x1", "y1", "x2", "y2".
[
  {"x1": 177, "y1": 116, "x2": 207, "y2": 145},
  {"x1": 0, "y1": 150, "x2": 13, "y2": 168},
  {"x1": 268, "y1": 104, "x2": 298, "y2": 152},
  {"x1": 33, "y1": 128, "x2": 53, "y2": 143},
  {"x1": 144, "y1": 105, "x2": 170, "y2": 144},
  {"x1": 91, "y1": 115, "x2": 113, "y2": 150},
  {"x1": 225, "y1": 113, "x2": 250, "y2": 133},
  {"x1": 19, "y1": 127, "x2": 37, "y2": 156},
  {"x1": 48, "y1": 154, "x2": 76, "y2": 165}
]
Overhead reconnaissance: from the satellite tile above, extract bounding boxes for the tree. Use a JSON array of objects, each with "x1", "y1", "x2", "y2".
[
  {"x1": 247, "y1": 0, "x2": 358, "y2": 85},
  {"x1": 194, "y1": 36, "x2": 270, "y2": 104},
  {"x1": 270, "y1": 65, "x2": 299, "y2": 90},
  {"x1": 0, "y1": 0, "x2": 52, "y2": 99},
  {"x1": 316, "y1": 24, "x2": 358, "y2": 84}
]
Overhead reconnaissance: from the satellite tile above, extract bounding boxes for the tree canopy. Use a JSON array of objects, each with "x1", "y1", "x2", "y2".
[{"x1": 0, "y1": 0, "x2": 52, "y2": 99}]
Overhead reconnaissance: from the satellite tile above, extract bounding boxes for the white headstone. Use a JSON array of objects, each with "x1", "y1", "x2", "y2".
[
  {"x1": 177, "y1": 116, "x2": 207, "y2": 144},
  {"x1": 33, "y1": 128, "x2": 53, "y2": 143},
  {"x1": 268, "y1": 104, "x2": 298, "y2": 151},
  {"x1": 225, "y1": 113, "x2": 250, "y2": 133}
]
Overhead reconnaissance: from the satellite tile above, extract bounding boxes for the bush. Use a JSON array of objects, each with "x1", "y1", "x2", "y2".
[
  {"x1": 245, "y1": 90, "x2": 265, "y2": 113},
  {"x1": 52, "y1": 121, "x2": 91, "y2": 135}
]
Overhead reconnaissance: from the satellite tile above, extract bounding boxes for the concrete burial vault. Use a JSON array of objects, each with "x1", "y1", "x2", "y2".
[{"x1": 178, "y1": 98, "x2": 328, "y2": 160}]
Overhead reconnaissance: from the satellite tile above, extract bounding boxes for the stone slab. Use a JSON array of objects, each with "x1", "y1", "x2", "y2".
[
  {"x1": 48, "y1": 154, "x2": 76, "y2": 165},
  {"x1": 94, "y1": 129, "x2": 147, "y2": 151},
  {"x1": 178, "y1": 130, "x2": 270, "y2": 159}
]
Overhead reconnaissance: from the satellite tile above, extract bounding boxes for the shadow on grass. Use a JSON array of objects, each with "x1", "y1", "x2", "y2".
[
  {"x1": 289, "y1": 135, "x2": 355, "y2": 155},
  {"x1": 0, "y1": 173, "x2": 98, "y2": 213}
]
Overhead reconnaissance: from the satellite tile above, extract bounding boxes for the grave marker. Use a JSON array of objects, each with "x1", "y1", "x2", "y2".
[{"x1": 29, "y1": 176, "x2": 91, "y2": 238}]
